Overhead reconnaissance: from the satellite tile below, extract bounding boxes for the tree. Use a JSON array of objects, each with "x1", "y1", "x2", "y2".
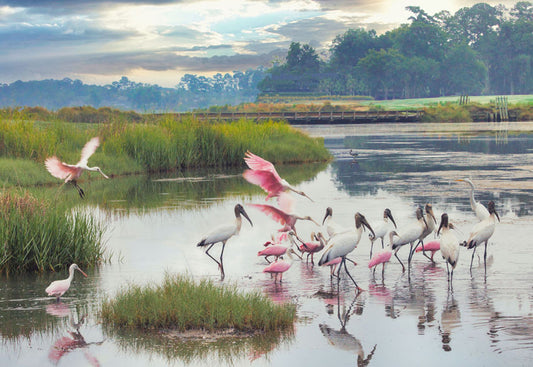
[{"x1": 440, "y1": 44, "x2": 487, "y2": 95}]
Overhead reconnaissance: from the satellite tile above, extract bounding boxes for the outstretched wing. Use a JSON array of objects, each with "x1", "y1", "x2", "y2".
[
  {"x1": 44, "y1": 156, "x2": 78, "y2": 180},
  {"x1": 248, "y1": 204, "x2": 290, "y2": 225},
  {"x1": 78, "y1": 137, "x2": 100, "y2": 166},
  {"x1": 244, "y1": 151, "x2": 283, "y2": 180},
  {"x1": 243, "y1": 169, "x2": 284, "y2": 197}
]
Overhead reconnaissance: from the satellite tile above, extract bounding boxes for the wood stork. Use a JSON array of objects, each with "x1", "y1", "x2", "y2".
[
  {"x1": 461, "y1": 200, "x2": 499, "y2": 273},
  {"x1": 322, "y1": 207, "x2": 348, "y2": 239},
  {"x1": 456, "y1": 178, "x2": 489, "y2": 220},
  {"x1": 437, "y1": 213, "x2": 460, "y2": 284},
  {"x1": 391, "y1": 207, "x2": 428, "y2": 272},
  {"x1": 368, "y1": 208, "x2": 397, "y2": 259},
  {"x1": 415, "y1": 203, "x2": 438, "y2": 262},
  {"x1": 318, "y1": 213, "x2": 375, "y2": 293},
  {"x1": 197, "y1": 204, "x2": 253, "y2": 280}
]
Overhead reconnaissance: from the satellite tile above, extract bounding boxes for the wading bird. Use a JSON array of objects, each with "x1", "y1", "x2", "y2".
[
  {"x1": 322, "y1": 207, "x2": 347, "y2": 239},
  {"x1": 197, "y1": 204, "x2": 253, "y2": 280},
  {"x1": 437, "y1": 213, "x2": 460, "y2": 284},
  {"x1": 368, "y1": 208, "x2": 397, "y2": 258},
  {"x1": 249, "y1": 202, "x2": 319, "y2": 235},
  {"x1": 258, "y1": 235, "x2": 289, "y2": 264},
  {"x1": 415, "y1": 240, "x2": 440, "y2": 262},
  {"x1": 415, "y1": 203, "x2": 438, "y2": 261},
  {"x1": 368, "y1": 231, "x2": 397, "y2": 277},
  {"x1": 44, "y1": 137, "x2": 109, "y2": 199},
  {"x1": 456, "y1": 178, "x2": 489, "y2": 220},
  {"x1": 318, "y1": 213, "x2": 375, "y2": 293},
  {"x1": 461, "y1": 200, "x2": 499, "y2": 273},
  {"x1": 263, "y1": 249, "x2": 296, "y2": 283},
  {"x1": 391, "y1": 207, "x2": 428, "y2": 272},
  {"x1": 45, "y1": 264, "x2": 88, "y2": 301},
  {"x1": 242, "y1": 151, "x2": 313, "y2": 202},
  {"x1": 295, "y1": 232, "x2": 326, "y2": 264}
]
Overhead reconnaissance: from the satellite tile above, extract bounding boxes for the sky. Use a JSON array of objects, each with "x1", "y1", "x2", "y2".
[{"x1": 0, "y1": 0, "x2": 521, "y2": 88}]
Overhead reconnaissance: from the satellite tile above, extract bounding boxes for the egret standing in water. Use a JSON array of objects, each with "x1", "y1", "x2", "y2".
[
  {"x1": 456, "y1": 178, "x2": 489, "y2": 220},
  {"x1": 197, "y1": 204, "x2": 253, "y2": 280},
  {"x1": 45, "y1": 137, "x2": 109, "y2": 199},
  {"x1": 45, "y1": 264, "x2": 88, "y2": 302}
]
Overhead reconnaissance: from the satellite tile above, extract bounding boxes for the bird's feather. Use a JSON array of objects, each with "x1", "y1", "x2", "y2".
[{"x1": 78, "y1": 137, "x2": 100, "y2": 166}]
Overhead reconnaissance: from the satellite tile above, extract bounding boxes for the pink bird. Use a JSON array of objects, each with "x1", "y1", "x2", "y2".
[
  {"x1": 322, "y1": 257, "x2": 358, "y2": 278},
  {"x1": 262, "y1": 252, "x2": 294, "y2": 283},
  {"x1": 243, "y1": 151, "x2": 313, "y2": 202},
  {"x1": 258, "y1": 244, "x2": 288, "y2": 263},
  {"x1": 295, "y1": 232, "x2": 326, "y2": 264},
  {"x1": 415, "y1": 239, "x2": 441, "y2": 262},
  {"x1": 368, "y1": 231, "x2": 397, "y2": 277},
  {"x1": 45, "y1": 264, "x2": 88, "y2": 301},
  {"x1": 45, "y1": 137, "x2": 109, "y2": 198},
  {"x1": 249, "y1": 203, "x2": 319, "y2": 234}
]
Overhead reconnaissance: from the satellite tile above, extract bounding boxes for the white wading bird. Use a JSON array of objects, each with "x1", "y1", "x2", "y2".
[
  {"x1": 368, "y1": 208, "x2": 397, "y2": 259},
  {"x1": 322, "y1": 207, "x2": 348, "y2": 239},
  {"x1": 197, "y1": 204, "x2": 253, "y2": 280},
  {"x1": 415, "y1": 203, "x2": 438, "y2": 261},
  {"x1": 45, "y1": 137, "x2": 109, "y2": 198},
  {"x1": 437, "y1": 213, "x2": 460, "y2": 285},
  {"x1": 318, "y1": 213, "x2": 375, "y2": 293},
  {"x1": 456, "y1": 178, "x2": 490, "y2": 220},
  {"x1": 391, "y1": 207, "x2": 428, "y2": 272}
]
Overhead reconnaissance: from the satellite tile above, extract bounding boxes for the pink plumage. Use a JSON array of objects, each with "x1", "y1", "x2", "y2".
[
  {"x1": 45, "y1": 137, "x2": 101, "y2": 181},
  {"x1": 415, "y1": 240, "x2": 440, "y2": 252},
  {"x1": 45, "y1": 264, "x2": 87, "y2": 300},
  {"x1": 368, "y1": 248, "x2": 393, "y2": 268},
  {"x1": 258, "y1": 245, "x2": 288, "y2": 257},
  {"x1": 249, "y1": 203, "x2": 296, "y2": 232},
  {"x1": 263, "y1": 259, "x2": 291, "y2": 274},
  {"x1": 243, "y1": 151, "x2": 285, "y2": 200}
]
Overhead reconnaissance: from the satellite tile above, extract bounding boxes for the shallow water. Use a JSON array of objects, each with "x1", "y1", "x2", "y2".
[{"x1": 2, "y1": 122, "x2": 533, "y2": 366}]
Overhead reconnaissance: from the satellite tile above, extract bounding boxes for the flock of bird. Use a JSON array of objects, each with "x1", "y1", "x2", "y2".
[{"x1": 43, "y1": 138, "x2": 500, "y2": 300}]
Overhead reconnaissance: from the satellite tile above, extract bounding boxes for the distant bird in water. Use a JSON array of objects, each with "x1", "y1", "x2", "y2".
[
  {"x1": 197, "y1": 204, "x2": 253, "y2": 280},
  {"x1": 461, "y1": 200, "x2": 499, "y2": 273},
  {"x1": 242, "y1": 151, "x2": 313, "y2": 202},
  {"x1": 349, "y1": 149, "x2": 359, "y2": 163},
  {"x1": 45, "y1": 137, "x2": 109, "y2": 198},
  {"x1": 437, "y1": 213, "x2": 460, "y2": 285},
  {"x1": 456, "y1": 178, "x2": 490, "y2": 220},
  {"x1": 45, "y1": 264, "x2": 88, "y2": 302},
  {"x1": 368, "y1": 208, "x2": 397, "y2": 258}
]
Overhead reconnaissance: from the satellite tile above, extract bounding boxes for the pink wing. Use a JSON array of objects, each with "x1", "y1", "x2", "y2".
[
  {"x1": 368, "y1": 249, "x2": 392, "y2": 268},
  {"x1": 323, "y1": 257, "x2": 342, "y2": 267},
  {"x1": 249, "y1": 204, "x2": 290, "y2": 225},
  {"x1": 44, "y1": 156, "x2": 78, "y2": 180},
  {"x1": 244, "y1": 151, "x2": 281, "y2": 177},
  {"x1": 243, "y1": 169, "x2": 284, "y2": 198},
  {"x1": 263, "y1": 260, "x2": 291, "y2": 273},
  {"x1": 258, "y1": 245, "x2": 288, "y2": 257},
  {"x1": 78, "y1": 137, "x2": 100, "y2": 166},
  {"x1": 416, "y1": 240, "x2": 440, "y2": 252},
  {"x1": 299, "y1": 242, "x2": 321, "y2": 253}
]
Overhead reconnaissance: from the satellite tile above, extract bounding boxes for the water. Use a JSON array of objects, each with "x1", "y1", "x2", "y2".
[{"x1": 2, "y1": 122, "x2": 533, "y2": 366}]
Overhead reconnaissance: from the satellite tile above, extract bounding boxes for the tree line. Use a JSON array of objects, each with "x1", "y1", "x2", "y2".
[{"x1": 259, "y1": 2, "x2": 533, "y2": 99}]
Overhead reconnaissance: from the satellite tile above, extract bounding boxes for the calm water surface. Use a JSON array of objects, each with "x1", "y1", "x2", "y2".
[{"x1": 1, "y1": 122, "x2": 533, "y2": 366}]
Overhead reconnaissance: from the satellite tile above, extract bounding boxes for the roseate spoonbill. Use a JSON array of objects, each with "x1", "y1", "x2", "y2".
[
  {"x1": 461, "y1": 200, "x2": 499, "y2": 273},
  {"x1": 248, "y1": 203, "x2": 319, "y2": 234},
  {"x1": 45, "y1": 264, "x2": 87, "y2": 301},
  {"x1": 263, "y1": 249, "x2": 296, "y2": 283},
  {"x1": 44, "y1": 137, "x2": 109, "y2": 199},
  {"x1": 456, "y1": 178, "x2": 489, "y2": 220},
  {"x1": 414, "y1": 203, "x2": 438, "y2": 260},
  {"x1": 318, "y1": 213, "x2": 375, "y2": 293},
  {"x1": 242, "y1": 151, "x2": 313, "y2": 202},
  {"x1": 322, "y1": 207, "x2": 347, "y2": 239},
  {"x1": 295, "y1": 231, "x2": 326, "y2": 264},
  {"x1": 368, "y1": 231, "x2": 397, "y2": 277},
  {"x1": 197, "y1": 204, "x2": 253, "y2": 280},
  {"x1": 368, "y1": 208, "x2": 397, "y2": 258},
  {"x1": 391, "y1": 207, "x2": 428, "y2": 272},
  {"x1": 437, "y1": 213, "x2": 460, "y2": 284},
  {"x1": 258, "y1": 241, "x2": 288, "y2": 263},
  {"x1": 415, "y1": 240, "x2": 440, "y2": 262}
]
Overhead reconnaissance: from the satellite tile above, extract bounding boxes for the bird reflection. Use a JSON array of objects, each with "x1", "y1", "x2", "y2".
[
  {"x1": 439, "y1": 291, "x2": 461, "y2": 352},
  {"x1": 48, "y1": 310, "x2": 103, "y2": 366},
  {"x1": 319, "y1": 293, "x2": 376, "y2": 366}
]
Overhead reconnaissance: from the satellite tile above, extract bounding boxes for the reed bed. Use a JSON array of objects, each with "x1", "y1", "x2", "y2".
[
  {"x1": 0, "y1": 190, "x2": 106, "y2": 275},
  {"x1": 101, "y1": 274, "x2": 296, "y2": 332}
]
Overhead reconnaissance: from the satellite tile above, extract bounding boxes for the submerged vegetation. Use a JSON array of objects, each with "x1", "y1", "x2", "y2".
[
  {"x1": 101, "y1": 274, "x2": 296, "y2": 332},
  {"x1": 0, "y1": 190, "x2": 106, "y2": 275}
]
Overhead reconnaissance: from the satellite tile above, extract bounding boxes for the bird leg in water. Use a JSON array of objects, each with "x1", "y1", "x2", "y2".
[
  {"x1": 204, "y1": 242, "x2": 225, "y2": 280},
  {"x1": 469, "y1": 245, "x2": 477, "y2": 273},
  {"x1": 395, "y1": 252, "x2": 406, "y2": 272}
]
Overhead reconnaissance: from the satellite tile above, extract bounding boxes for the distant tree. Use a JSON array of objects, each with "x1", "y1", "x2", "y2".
[{"x1": 440, "y1": 44, "x2": 487, "y2": 95}]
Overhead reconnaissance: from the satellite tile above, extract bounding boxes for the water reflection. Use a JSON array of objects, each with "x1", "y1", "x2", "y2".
[
  {"x1": 319, "y1": 293, "x2": 376, "y2": 366},
  {"x1": 440, "y1": 291, "x2": 460, "y2": 352}
]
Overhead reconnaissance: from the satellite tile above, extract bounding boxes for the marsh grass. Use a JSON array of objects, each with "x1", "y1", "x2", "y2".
[
  {"x1": 101, "y1": 274, "x2": 296, "y2": 332},
  {"x1": 0, "y1": 190, "x2": 106, "y2": 275}
]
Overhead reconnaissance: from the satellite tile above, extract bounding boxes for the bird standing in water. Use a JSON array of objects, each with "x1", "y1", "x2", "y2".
[{"x1": 45, "y1": 264, "x2": 88, "y2": 301}]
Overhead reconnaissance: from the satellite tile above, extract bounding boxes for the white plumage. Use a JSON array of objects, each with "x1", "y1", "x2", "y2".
[
  {"x1": 391, "y1": 207, "x2": 427, "y2": 271},
  {"x1": 368, "y1": 208, "x2": 397, "y2": 258},
  {"x1": 437, "y1": 213, "x2": 460, "y2": 283},
  {"x1": 456, "y1": 178, "x2": 489, "y2": 220}
]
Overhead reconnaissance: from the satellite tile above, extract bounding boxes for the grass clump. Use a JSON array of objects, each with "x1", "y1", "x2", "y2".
[
  {"x1": 101, "y1": 274, "x2": 296, "y2": 332},
  {"x1": 0, "y1": 190, "x2": 106, "y2": 275}
]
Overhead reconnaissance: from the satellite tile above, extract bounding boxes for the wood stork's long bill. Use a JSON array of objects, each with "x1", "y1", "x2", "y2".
[
  {"x1": 488, "y1": 200, "x2": 500, "y2": 222},
  {"x1": 355, "y1": 213, "x2": 375, "y2": 239},
  {"x1": 235, "y1": 204, "x2": 253, "y2": 227},
  {"x1": 384, "y1": 208, "x2": 397, "y2": 229},
  {"x1": 322, "y1": 207, "x2": 333, "y2": 225},
  {"x1": 425, "y1": 204, "x2": 437, "y2": 226},
  {"x1": 437, "y1": 213, "x2": 449, "y2": 236}
]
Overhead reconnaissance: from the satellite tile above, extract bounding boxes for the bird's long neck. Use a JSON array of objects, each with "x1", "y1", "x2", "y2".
[
  {"x1": 68, "y1": 267, "x2": 75, "y2": 282},
  {"x1": 235, "y1": 216, "x2": 243, "y2": 234}
]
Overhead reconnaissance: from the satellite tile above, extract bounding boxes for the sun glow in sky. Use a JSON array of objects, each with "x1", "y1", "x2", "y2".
[{"x1": 0, "y1": 0, "x2": 522, "y2": 87}]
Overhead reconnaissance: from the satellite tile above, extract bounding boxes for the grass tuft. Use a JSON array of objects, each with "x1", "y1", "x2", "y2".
[{"x1": 101, "y1": 274, "x2": 296, "y2": 332}]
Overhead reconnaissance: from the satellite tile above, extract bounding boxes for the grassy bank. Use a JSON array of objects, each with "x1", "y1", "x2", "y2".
[
  {"x1": 0, "y1": 190, "x2": 106, "y2": 275},
  {"x1": 0, "y1": 112, "x2": 331, "y2": 188},
  {"x1": 101, "y1": 274, "x2": 296, "y2": 332}
]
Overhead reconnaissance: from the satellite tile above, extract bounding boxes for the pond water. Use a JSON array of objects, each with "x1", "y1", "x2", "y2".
[{"x1": 2, "y1": 122, "x2": 533, "y2": 366}]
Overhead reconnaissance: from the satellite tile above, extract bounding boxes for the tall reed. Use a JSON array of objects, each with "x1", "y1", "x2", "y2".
[
  {"x1": 101, "y1": 274, "x2": 296, "y2": 332},
  {"x1": 0, "y1": 190, "x2": 106, "y2": 275}
]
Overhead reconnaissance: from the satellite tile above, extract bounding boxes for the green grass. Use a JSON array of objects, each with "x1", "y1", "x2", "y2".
[
  {"x1": 101, "y1": 274, "x2": 296, "y2": 332},
  {"x1": 0, "y1": 190, "x2": 106, "y2": 275}
]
